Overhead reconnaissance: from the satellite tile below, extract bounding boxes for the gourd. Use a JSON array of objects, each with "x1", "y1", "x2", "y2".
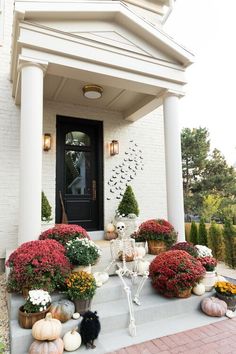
[
  {"x1": 32, "y1": 313, "x2": 62, "y2": 341},
  {"x1": 106, "y1": 223, "x2": 115, "y2": 232},
  {"x1": 93, "y1": 272, "x2": 109, "y2": 285},
  {"x1": 134, "y1": 246, "x2": 146, "y2": 259},
  {"x1": 192, "y1": 283, "x2": 205, "y2": 296},
  {"x1": 201, "y1": 297, "x2": 227, "y2": 317},
  {"x1": 63, "y1": 327, "x2": 81, "y2": 351},
  {"x1": 49, "y1": 300, "x2": 75, "y2": 323},
  {"x1": 29, "y1": 338, "x2": 64, "y2": 354},
  {"x1": 72, "y1": 312, "x2": 80, "y2": 320}
]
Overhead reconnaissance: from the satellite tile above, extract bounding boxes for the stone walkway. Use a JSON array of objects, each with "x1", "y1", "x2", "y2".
[{"x1": 111, "y1": 318, "x2": 236, "y2": 354}]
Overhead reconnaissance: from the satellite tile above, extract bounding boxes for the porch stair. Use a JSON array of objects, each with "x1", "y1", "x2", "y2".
[{"x1": 8, "y1": 276, "x2": 225, "y2": 354}]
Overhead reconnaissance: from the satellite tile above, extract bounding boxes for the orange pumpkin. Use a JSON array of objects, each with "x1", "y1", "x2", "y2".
[
  {"x1": 29, "y1": 338, "x2": 64, "y2": 354},
  {"x1": 49, "y1": 300, "x2": 75, "y2": 323}
]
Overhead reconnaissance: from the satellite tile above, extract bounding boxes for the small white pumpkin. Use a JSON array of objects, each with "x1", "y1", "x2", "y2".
[
  {"x1": 72, "y1": 312, "x2": 80, "y2": 320},
  {"x1": 93, "y1": 272, "x2": 109, "y2": 284},
  {"x1": 134, "y1": 246, "x2": 146, "y2": 259},
  {"x1": 192, "y1": 283, "x2": 205, "y2": 296},
  {"x1": 63, "y1": 327, "x2": 81, "y2": 352},
  {"x1": 106, "y1": 223, "x2": 115, "y2": 232},
  {"x1": 136, "y1": 260, "x2": 150, "y2": 275}
]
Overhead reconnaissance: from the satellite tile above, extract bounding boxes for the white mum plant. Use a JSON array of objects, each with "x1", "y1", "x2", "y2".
[
  {"x1": 23, "y1": 289, "x2": 51, "y2": 313},
  {"x1": 195, "y1": 245, "x2": 213, "y2": 258}
]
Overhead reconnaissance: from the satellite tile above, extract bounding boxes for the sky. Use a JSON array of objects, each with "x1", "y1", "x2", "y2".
[{"x1": 164, "y1": 0, "x2": 236, "y2": 166}]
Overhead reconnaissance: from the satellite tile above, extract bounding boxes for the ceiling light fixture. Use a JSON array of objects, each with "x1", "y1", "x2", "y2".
[{"x1": 82, "y1": 84, "x2": 103, "y2": 99}]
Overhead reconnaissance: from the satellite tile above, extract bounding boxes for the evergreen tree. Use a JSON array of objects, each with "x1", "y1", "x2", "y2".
[
  {"x1": 117, "y1": 186, "x2": 139, "y2": 217},
  {"x1": 189, "y1": 221, "x2": 198, "y2": 245},
  {"x1": 41, "y1": 191, "x2": 52, "y2": 222},
  {"x1": 198, "y1": 218, "x2": 208, "y2": 246},
  {"x1": 208, "y1": 221, "x2": 224, "y2": 260},
  {"x1": 223, "y1": 219, "x2": 236, "y2": 268}
]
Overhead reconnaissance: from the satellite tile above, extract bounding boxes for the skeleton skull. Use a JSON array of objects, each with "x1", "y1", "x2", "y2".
[{"x1": 116, "y1": 221, "x2": 126, "y2": 236}]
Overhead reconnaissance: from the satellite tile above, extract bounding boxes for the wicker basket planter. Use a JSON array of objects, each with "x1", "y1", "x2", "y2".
[
  {"x1": 147, "y1": 240, "x2": 167, "y2": 255},
  {"x1": 18, "y1": 306, "x2": 49, "y2": 329}
]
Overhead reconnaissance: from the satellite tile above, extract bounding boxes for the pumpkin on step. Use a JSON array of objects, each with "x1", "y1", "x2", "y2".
[
  {"x1": 49, "y1": 299, "x2": 75, "y2": 323},
  {"x1": 29, "y1": 338, "x2": 64, "y2": 354},
  {"x1": 63, "y1": 327, "x2": 81, "y2": 351},
  {"x1": 32, "y1": 312, "x2": 62, "y2": 341},
  {"x1": 192, "y1": 283, "x2": 205, "y2": 296},
  {"x1": 201, "y1": 297, "x2": 227, "y2": 317}
]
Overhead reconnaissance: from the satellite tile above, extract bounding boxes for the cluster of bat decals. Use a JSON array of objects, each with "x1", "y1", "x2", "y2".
[{"x1": 106, "y1": 140, "x2": 144, "y2": 200}]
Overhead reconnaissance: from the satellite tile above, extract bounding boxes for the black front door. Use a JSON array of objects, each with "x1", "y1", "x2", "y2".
[{"x1": 56, "y1": 116, "x2": 103, "y2": 230}]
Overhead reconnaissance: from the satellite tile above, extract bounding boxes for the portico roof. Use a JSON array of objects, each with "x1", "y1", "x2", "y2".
[{"x1": 11, "y1": 1, "x2": 194, "y2": 121}]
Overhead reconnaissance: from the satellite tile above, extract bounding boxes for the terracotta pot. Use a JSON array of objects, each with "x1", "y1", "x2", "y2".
[
  {"x1": 147, "y1": 240, "x2": 166, "y2": 255},
  {"x1": 18, "y1": 306, "x2": 49, "y2": 329},
  {"x1": 176, "y1": 288, "x2": 192, "y2": 298},
  {"x1": 216, "y1": 292, "x2": 236, "y2": 311},
  {"x1": 73, "y1": 299, "x2": 92, "y2": 315}
]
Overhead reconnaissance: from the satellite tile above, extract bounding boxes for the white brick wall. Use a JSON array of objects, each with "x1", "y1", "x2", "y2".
[{"x1": 0, "y1": 0, "x2": 168, "y2": 258}]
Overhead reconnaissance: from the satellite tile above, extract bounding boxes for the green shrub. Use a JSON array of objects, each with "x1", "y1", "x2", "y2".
[
  {"x1": 117, "y1": 185, "x2": 139, "y2": 217},
  {"x1": 189, "y1": 221, "x2": 198, "y2": 245},
  {"x1": 41, "y1": 191, "x2": 52, "y2": 222},
  {"x1": 208, "y1": 221, "x2": 224, "y2": 260},
  {"x1": 223, "y1": 219, "x2": 236, "y2": 268},
  {"x1": 0, "y1": 341, "x2": 4, "y2": 353},
  {"x1": 198, "y1": 218, "x2": 208, "y2": 246}
]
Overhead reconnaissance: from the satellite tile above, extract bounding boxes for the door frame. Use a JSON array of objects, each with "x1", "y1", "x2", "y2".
[{"x1": 56, "y1": 115, "x2": 104, "y2": 230}]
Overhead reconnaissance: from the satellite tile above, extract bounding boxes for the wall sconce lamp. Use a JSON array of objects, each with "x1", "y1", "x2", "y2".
[
  {"x1": 43, "y1": 133, "x2": 52, "y2": 151},
  {"x1": 82, "y1": 84, "x2": 103, "y2": 99},
  {"x1": 110, "y1": 140, "x2": 119, "y2": 156}
]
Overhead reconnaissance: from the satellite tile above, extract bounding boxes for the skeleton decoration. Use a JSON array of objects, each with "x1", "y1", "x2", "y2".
[{"x1": 107, "y1": 222, "x2": 149, "y2": 337}]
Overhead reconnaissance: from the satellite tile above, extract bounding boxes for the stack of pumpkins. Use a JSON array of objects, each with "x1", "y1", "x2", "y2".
[
  {"x1": 28, "y1": 299, "x2": 82, "y2": 353},
  {"x1": 104, "y1": 222, "x2": 117, "y2": 240}
]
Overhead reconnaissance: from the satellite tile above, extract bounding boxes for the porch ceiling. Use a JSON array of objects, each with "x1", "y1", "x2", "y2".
[{"x1": 44, "y1": 74, "x2": 160, "y2": 114}]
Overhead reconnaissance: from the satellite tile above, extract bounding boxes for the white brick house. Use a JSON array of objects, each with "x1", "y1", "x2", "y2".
[{"x1": 0, "y1": 0, "x2": 194, "y2": 264}]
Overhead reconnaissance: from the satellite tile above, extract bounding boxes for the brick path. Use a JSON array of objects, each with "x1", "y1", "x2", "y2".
[{"x1": 109, "y1": 318, "x2": 236, "y2": 354}]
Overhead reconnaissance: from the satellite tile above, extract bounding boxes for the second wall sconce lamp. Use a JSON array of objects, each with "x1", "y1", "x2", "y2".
[{"x1": 110, "y1": 140, "x2": 119, "y2": 156}]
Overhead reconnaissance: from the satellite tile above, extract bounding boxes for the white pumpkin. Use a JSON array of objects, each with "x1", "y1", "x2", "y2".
[
  {"x1": 136, "y1": 260, "x2": 150, "y2": 275},
  {"x1": 192, "y1": 283, "x2": 205, "y2": 296},
  {"x1": 106, "y1": 223, "x2": 115, "y2": 232},
  {"x1": 63, "y1": 328, "x2": 81, "y2": 352},
  {"x1": 134, "y1": 246, "x2": 146, "y2": 259},
  {"x1": 93, "y1": 272, "x2": 109, "y2": 285},
  {"x1": 72, "y1": 312, "x2": 80, "y2": 320}
]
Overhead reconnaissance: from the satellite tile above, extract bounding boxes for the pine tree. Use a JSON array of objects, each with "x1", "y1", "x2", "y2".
[
  {"x1": 208, "y1": 221, "x2": 224, "y2": 260},
  {"x1": 41, "y1": 191, "x2": 52, "y2": 222},
  {"x1": 223, "y1": 219, "x2": 236, "y2": 268},
  {"x1": 198, "y1": 218, "x2": 208, "y2": 246},
  {"x1": 117, "y1": 186, "x2": 139, "y2": 217},
  {"x1": 189, "y1": 221, "x2": 198, "y2": 245}
]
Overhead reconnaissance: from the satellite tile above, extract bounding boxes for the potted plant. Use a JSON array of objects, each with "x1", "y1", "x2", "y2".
[
  {"x1": 115, "y1": 185, "x2": 139, "y2": 237},
  {"x1": 39, "y1": 224, "x2": 90, "y2": 246},
  {"x1": 65, "y1": 238, "x2": 101, "y2": 272},
  {"x1": 18, "y1": 289, "x2": 51, "y2": 329},
  {"x1": 65, "y1": 271, "x2": 97, "y2": 314},
  {"x1": 196, "y1": 245, "x2": 216, "y2": 291},
  {"x1": 6, "y1": 239, "x2": 71, "y2": 294},
  {"x1": 149, "y1": 250, "x2": 205, "y2": 298},
  {"x1": 136, "y1": 219, "x2": 177, "y2": 255},
  {"x1": 215, "y1": 281, "x2": 236, "y2": 311},
  {"x1": 170, "y1": 242, "x2": 198, "y2": 258},
  {"x1": 41, "y1": 191, "x2": 54, "y2": 232}
]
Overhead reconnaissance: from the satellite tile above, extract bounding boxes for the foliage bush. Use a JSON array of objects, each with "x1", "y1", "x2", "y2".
[
  {"x1": 117, "y1": 185, "x2": 139, "y2": 217},
  {"x1": 6, "y1": 239, "x2": 71, "y2": 293},
  {"x1": 149, "y1": 250, "x2": 205, "y2": 298},
  {"x1": 189, "y1": 221, "x2": 198, "y2": 245},
  {"x1": 208, "y1": 221, "x2": 224, "y2": 260},
  {"x1": 223, "y1": 219, "x2": 236, "y2": 268},
  {"x1": 198, "y1": 218, "x2": 208, "y2": 246},
  {"x1": 41, "y1": 191, "x2": 52, "y2": 222},
  {"x1": 39, "y1": 224, "x2": 90, "y2": 246},
  {"x1": 170, "y1": 242, "x2": 198, "y2": 258}
]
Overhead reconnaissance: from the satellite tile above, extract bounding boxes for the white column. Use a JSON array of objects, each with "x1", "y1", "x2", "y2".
[
  {"x1": 18, "y1": 62, "x2": 45, "y2": 245},
  {"x1": 163, "y1": 94, "x2": 185, "y2": 241}
]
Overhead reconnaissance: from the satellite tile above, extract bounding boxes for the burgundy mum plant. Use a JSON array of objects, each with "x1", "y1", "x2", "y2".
[
  {"x1": 137, "y1": 219, "x2": 177, "y2": 247},
  {"x1": 6, "y1": 239, "x2": 72, "y2": 293},
  {"x1": 149, "y1": 250, "x2": 205, "y2": 298},
  {"x1": 197, "y1": 256, "x2": 217, "y2": 271},
  {"x1": 39, "y1": 224, "x2": 90, "y2": 246},
  {"x1": 170, "y1": 242, "x2": 198, "y2": 258}
]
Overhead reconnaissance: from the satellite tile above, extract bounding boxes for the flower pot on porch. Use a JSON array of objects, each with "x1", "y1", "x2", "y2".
[
  {"x1": 216, "y1": 292, "x2": 236, "y2": 311},
  {"x1": 147, "y1": 240, "x2": 167, "y2": 255},
  {"x1": 73, "y1": 299, "x2": 92, "y2": 315},
  {"x1": 18, "y1": 306, "x2": 49, "y2": 329},
  {"x1": 200, "y1": 271, "x2": 216, "y2": 292},
  {"x1": 176, "y1": 288, "x2": 192, "y2": 298}
]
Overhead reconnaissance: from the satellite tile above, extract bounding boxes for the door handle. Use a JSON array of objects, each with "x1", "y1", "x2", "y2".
[{"x1": 92, "y1": 180, "x2": 97, "y2": 201}]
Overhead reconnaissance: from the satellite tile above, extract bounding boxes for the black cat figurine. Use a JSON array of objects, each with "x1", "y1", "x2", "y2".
[{"x1": 80, "y1": 311, "x2": 101, "y2": 349}]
